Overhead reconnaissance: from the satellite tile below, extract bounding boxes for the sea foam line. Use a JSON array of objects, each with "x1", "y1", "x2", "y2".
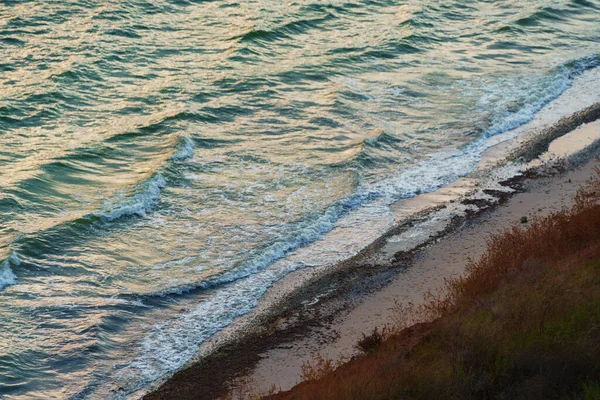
[
  {"x1": 114, "y1": 256, "x2": 308, "y2": 394},
  {"x1": 143, "y1": 56, "x2": 600, "y2": 298}
]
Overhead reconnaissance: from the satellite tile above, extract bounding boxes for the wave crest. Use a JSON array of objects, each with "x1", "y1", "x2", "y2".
[
  {"x1": 0, "y1": 252, "x2": 19, "y2": 290},
  {"x1": 90, "y1": 174, "x2": 167, "y2": 222}
]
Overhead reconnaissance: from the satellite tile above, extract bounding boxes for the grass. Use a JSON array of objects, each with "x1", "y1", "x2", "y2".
[{"x1": 265, "y1": 168, "x2": 600, "y2": 400}]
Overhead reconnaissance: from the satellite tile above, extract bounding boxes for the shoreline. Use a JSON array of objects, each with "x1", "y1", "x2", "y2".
[
  {"x1": 140, "y1": 63, "x2": 600, "y2": 399},
  {"x1": 249, "y1": 129, "x2": 600, "y2": 395},
  {"x1": 143, "y1": 99, "x2": 600, "y2": 399},
  {"x1": 267, "y1": 149, "x2": 600, "y2": 399}
]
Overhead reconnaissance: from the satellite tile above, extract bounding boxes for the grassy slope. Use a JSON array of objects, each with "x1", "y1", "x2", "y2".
[{"x1": 267, "y1": 169, "x2": 600, "y2": 400}]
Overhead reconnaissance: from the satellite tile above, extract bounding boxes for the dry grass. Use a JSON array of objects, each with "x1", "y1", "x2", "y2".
[
  {"x1": 265, "y1": 168, "x2": 600, "y2": 400},
  {"x1": 300, "y1": 355, "x2": 343, "y2": 382}
]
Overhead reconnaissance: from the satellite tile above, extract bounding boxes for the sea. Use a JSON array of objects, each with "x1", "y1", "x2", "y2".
[{"x1": 0, "y1": 0, "x2": 599, "y2": 398}]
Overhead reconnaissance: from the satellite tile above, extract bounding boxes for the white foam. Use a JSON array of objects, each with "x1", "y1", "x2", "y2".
[
  {"x1": 171, "y1": 136, "x2": 195, "y2": 161},
  {"x1": 367, "y1": 56, "x2": 600, "y2": 204},
  {"x1": 113, "y1": 258, "x2": 306, "y2": 394},
  {"x1": 0, "y1": 252, "x2": 19, "y2": 290},
  {"x1": 83, "y1": 136, "x2": 193, "y2": 224},
  {"x1": 90, "y1": 174, "x2": 167, "y2": 222},
  {"x1": 145, "y1": 190, "x2": 365, "y2": 296},
  {"x1": 85, "y1": 136, "x2": 193, "y2": 224}
]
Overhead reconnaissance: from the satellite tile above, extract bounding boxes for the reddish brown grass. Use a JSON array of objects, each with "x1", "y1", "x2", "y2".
[
  {"x1": 300, "y1": 355, "x2": 343, "y2": 382},
  {"x1": 434, "y1": 168, "x2": 600, "y2": 315}
]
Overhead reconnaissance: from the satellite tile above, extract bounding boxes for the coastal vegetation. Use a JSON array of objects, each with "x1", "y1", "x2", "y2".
[{"x1": 263, "y1": 168, "x2": 600, "y2": 400}]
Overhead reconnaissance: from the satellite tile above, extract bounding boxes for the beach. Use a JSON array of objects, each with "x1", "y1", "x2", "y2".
[{"x1": 145, "y1": 92, "x2": 600, "y2": 399}]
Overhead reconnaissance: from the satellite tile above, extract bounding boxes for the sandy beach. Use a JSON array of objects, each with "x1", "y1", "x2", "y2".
[{"x1": 145, "y1": 87, "x2": 600, "y2": 399}]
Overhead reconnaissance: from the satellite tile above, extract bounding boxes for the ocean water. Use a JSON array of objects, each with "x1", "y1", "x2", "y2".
[{"x1": 0, "y1": 0, "x2": 599, "y2": 398}]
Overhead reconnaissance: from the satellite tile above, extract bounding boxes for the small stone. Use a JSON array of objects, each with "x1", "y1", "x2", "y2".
[{"x1": 520, "y1": 216, "x2": 528, "y2": 224}]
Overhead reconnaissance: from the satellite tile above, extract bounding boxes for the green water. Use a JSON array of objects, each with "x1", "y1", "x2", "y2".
[{"x1": 0, "y1": 0, "x2": 598, "y2": 397}]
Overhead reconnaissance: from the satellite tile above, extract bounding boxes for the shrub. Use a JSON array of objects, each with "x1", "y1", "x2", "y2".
[{"x1": 355, "y1": 327, "x2": 387, "y2": 354}]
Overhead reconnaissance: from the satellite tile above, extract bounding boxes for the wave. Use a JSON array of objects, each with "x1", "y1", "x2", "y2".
[
  {"x1": 0, "y1": 173, "x2": 169, "y2": 293},
  {"x1": 104, "y1": 110, "x2": 191, "y2": 142},
  {"x1": 0, "y1": 172, "x2": 168, "y2": 293},
  {"x1": 90, "y1": 174, "x2": 167, "y2": 222},
  {"x1": 139, "y1": 189, "x2": 366, "y2": 297},
  {"x1": 482, "y1": 55, "x2": 600, "y2": 138},
  {"x1": 113, "y1": 253, "x2": 309, "y2": 393},
  {"x1": 230, "y1": 15, "x2": 335, "y2": 45},
  {"x1": 0, "y1": 135, "x2": 195, "y2": 291},
  {"x1": 171, "y1": 136, "x2": 195, "y2": 161},
  {"x1": 89, "y1": 136, "x2": 197, "y2": 221},
  {"x1": 137, "y1": 146, "x2": 477, "y2": 298},
  {"x1": 0, "y1": 252, "x2": 19, "y2": 290},
  {"x1": 343, "y1": 54, "x2": 600, "y2": 171},
  {"x1": 138, "y1": 55, "x2": 600, "y2": 299},
  {"x1": 515, "y1": 6, "x2": 567, "y2": 26}
]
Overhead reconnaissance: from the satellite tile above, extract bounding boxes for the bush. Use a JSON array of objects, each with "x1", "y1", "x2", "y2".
[{"x1": 355, "y1": 327, "x2": 387, "y2": 354}]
